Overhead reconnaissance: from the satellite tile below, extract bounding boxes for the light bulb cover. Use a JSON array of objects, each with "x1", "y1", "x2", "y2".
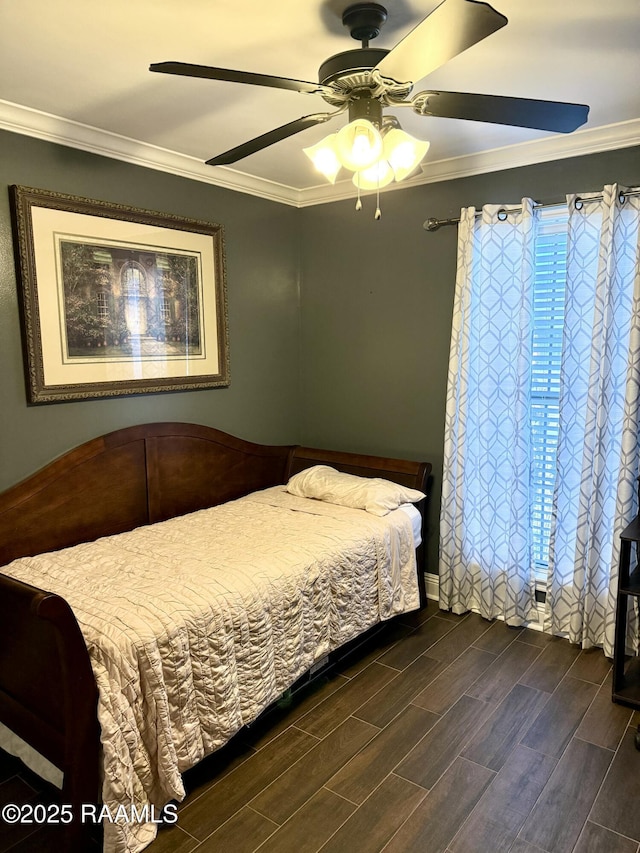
[
  {"x1": 336, "y1": 119, "x2": 383, "y2": 171},
  {"x1": 352, "y1": 159, "x2": 394, "y2": 190},
  {"x1": 382, "y1": 128, "x2": 430, "y2": 182},
  {"x1": 303, "y1": 134, "x2": 342, "y2": 183}
]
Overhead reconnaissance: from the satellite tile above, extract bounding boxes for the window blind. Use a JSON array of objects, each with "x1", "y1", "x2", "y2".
[{"x1": 531, "y1": 208, "x2": 568, "y2": 576}]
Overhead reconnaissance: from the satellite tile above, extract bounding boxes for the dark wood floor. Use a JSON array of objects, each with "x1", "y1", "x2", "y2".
[{"x1": 2, "y1": 600, "x2": 640, "y2": 853}]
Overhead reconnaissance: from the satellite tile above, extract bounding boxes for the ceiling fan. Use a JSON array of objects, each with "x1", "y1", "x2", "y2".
[{"x1": 149, "y1": 0, "x2": 589, "y2": 173}]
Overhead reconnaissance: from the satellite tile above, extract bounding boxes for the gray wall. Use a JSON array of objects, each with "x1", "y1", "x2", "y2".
[
  {"x1": 0, "y1": 130, "x2": 302, "y2": 489},
  {"x1": 298, "y1": 145, "x2": 640, "y2": 574}
]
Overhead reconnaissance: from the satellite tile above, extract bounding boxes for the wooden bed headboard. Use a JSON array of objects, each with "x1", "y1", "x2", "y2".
[{"x1": 0, "y1": 422, "x2": 431, "y2": 568}]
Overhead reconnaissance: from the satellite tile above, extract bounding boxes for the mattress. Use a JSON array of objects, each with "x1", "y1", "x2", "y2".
[
  {"x1": 1, "y1": 486, "x2": 420, "y2": 853},
  {"x1": 399, "y1": 502, "x2": 422, "y2": 546}
]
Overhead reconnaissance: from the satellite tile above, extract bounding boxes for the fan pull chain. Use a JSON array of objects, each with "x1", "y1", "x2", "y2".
[
  {"x1": 374, "y1": 178, "x2": 381, "y2": 220},
  {"x1": 354, "y1": 182, "x2": 383, "y2": 219}
]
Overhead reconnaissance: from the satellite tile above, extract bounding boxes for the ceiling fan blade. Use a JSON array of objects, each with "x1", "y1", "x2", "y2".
[
  {"x1": 413, "y1": 90, "x2": 590, "y2": 132},
  {"x1": 206, "y1": 113, "x2": 336, "y2": 166},
  {"x1": 150, "y1": 62, "x2": 333, "y2": 96},
  {"x1": 375, "y1": 0, "x2": 507, "y2": 85}
]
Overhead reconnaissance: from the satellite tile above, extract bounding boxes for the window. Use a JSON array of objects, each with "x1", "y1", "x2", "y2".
[
  {"x1": 97, "y1": 291, "x2": 109, "y2": 319},
  {"x1": 530, "y1": 207, "x2": 569, "y2": 579},
  {"x1": 122, "y1": 265, "x2": 146, "y2": 296},
  {"x1": 161, "y1": 297, "x2": 171, "y2": 322}
]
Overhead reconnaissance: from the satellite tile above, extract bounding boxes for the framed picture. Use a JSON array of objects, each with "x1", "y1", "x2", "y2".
[{"x1": 9, "y1": 185, "x2": 229, "y2": 403}]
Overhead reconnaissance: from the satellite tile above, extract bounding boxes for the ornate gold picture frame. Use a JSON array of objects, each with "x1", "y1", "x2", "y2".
[{"x1": 10, "y1": 185, "x2": 229, "y2": 403}]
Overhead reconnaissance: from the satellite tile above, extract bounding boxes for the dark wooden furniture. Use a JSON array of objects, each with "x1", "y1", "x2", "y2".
[
  {"x1": 612, "y1": 511, "x2": 640, "y2": 749},
  {"x1": 0, "y1": 422, "x2": 431, "y2": 852}
]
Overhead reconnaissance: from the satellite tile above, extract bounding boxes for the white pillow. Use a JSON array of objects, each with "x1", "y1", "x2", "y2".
[{"x1": 286, "y1": 465, "x2": 426, "y2": 517}]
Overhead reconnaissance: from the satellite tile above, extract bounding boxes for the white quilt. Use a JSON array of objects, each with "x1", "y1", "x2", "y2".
[{"x1": 3, "y1": 486, "x2": 419, "y2": 852}]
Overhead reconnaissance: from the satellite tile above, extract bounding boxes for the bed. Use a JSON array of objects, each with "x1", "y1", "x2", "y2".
[{"x1": 0, "y1": 422, "x2": 431, "y2": 853}]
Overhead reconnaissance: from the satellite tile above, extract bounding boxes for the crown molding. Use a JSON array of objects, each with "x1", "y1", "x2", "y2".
[
  {"x1": 1, "y1": 99, "x2": 638, "y2": 209},
  {"x1": 0, "y1": 99, "x2": 299, "y2": 206}
]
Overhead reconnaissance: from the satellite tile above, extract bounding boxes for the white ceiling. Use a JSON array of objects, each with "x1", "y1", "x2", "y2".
[{"x1": 1, "y1": 0, "x2": 638, "y2": 206}]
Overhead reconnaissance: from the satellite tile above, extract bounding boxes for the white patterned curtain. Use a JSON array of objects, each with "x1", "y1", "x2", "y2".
[
  {"x1": 545, "y1": 185, "x2": 640, "y2": 657},
  {"x1": 439, "y1": 201, "x2": 538, "y2": 625}
]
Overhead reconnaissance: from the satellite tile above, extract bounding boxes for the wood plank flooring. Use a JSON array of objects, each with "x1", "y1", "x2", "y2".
[{"x1": 2, "y1": 600, "x2": 640, "y2": 852}]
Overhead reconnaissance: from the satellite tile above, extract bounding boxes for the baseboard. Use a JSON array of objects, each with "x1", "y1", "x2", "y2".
[{"x1": 425, "y1": 572, "x2": 439, "y2": 602}]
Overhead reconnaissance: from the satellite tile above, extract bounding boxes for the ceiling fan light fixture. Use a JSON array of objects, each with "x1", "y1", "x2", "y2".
[
  {"x1": 303, "y1": 134, "x2": 342, "y2": 183},
  {"x1": 305, "y1": 119, "x2": 429, "y2": 194},
  {"x1": 382, "y1": 129, "x2": 430, "y2": 182},
  {"x1": 335, "y1": 118, "x2": 383, "y2": 171}
]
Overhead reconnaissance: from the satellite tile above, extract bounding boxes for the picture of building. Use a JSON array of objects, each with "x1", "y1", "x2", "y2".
[{"x1": 59, "y1": 241, "x2": 202, "y2": 359}]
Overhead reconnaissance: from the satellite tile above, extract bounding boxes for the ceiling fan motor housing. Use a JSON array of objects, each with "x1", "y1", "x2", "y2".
[{"x1": 318, "y1": 47, "x2": 389, "y2": 86}]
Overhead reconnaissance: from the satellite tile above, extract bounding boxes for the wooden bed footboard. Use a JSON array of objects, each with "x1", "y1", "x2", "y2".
[
  {"x1": 0, "y1": 423, "x2": 431, "y2": 852},
  {"x1": 0, "y1": 574, "x2": 101, "y2": 849}
]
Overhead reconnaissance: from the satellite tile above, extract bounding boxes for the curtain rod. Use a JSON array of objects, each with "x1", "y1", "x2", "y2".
[{"x1": 423, "y1": 188, "x2": 640, "y2": 232}]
